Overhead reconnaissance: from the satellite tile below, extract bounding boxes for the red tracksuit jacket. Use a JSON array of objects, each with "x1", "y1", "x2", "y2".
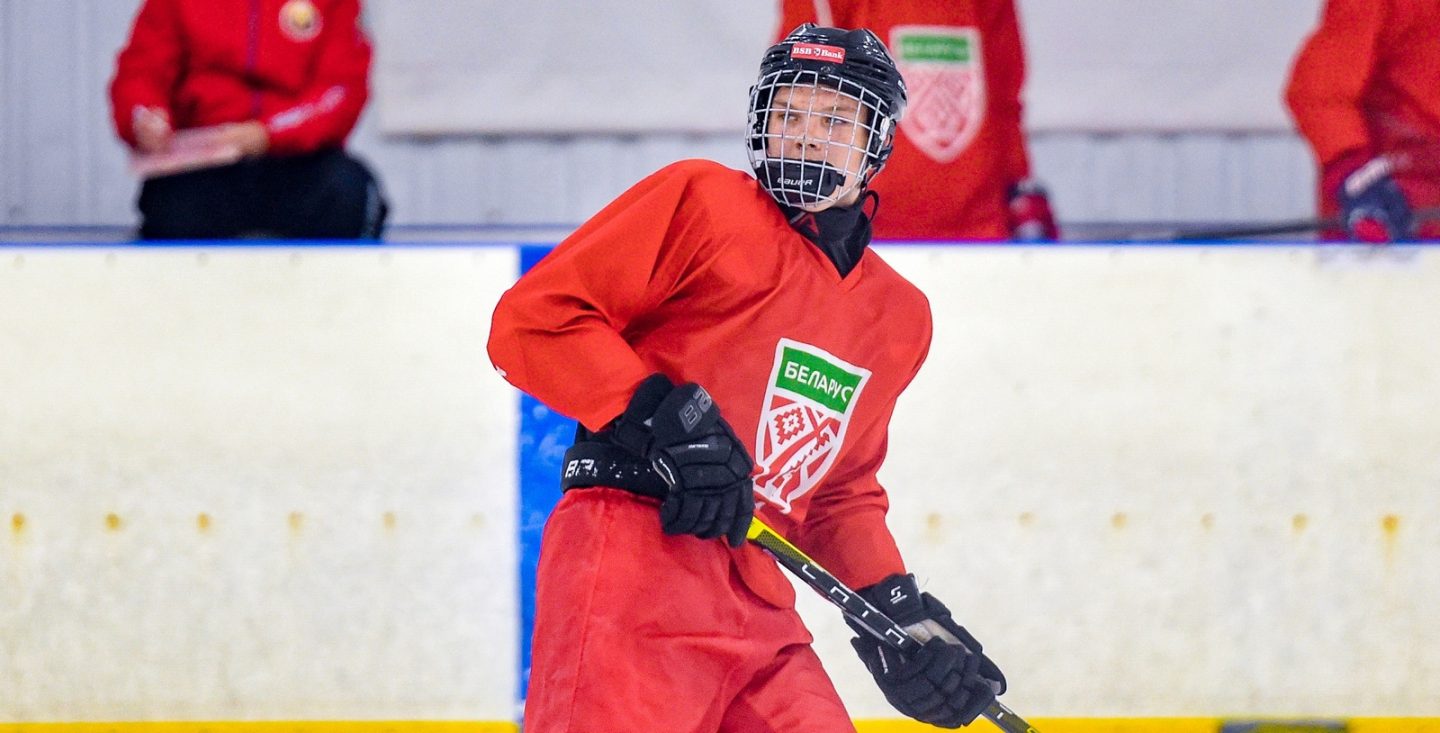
[
  {"x1": 778, "y1": 0, "x2": 1034, "y2": 241},
  {"x1": 109, "y1": 0, "x2": 371, "y2": 156}
]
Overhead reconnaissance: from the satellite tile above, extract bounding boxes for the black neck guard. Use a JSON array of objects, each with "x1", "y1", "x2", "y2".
[{"x1": 785, "y1": 192, "x2": 877, "y2": 277}]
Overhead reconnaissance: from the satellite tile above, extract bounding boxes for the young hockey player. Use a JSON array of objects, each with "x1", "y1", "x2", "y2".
[{"x1": 488, "y1": 24, "x2": 1006, "y2": 732}]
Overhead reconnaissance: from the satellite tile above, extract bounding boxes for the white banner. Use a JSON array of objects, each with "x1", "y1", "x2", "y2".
[
  {"x1": 372, "y1": 0, "x2": 1322, "y2": 135},
  {"x1": 1021, "y1": 0, "x2": 1323, "y2": 131},
  {"x1": 371, "y1": 0, "x2": 778, "y2": 134}
]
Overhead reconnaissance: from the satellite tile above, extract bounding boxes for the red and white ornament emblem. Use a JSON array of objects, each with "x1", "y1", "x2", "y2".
[
  {"x1": 890, "y1": 26, "x2": 986, "y2": 164},
  {"x1": 752, "y1": 339, "x2": 871, "y2": 514}
]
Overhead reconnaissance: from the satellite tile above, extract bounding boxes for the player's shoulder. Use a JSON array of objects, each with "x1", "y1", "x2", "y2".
[
  {"x1": 654, "y1": 159, "x2": 764, "y2": 198},
  {"x1": 858, "y1": 252, "x2": 927, "y2": 296},
  {"x1": 857, "y1": 251, "x2": 933, "y2": 370},
  {"x1": 647, "y1": 159, "x2": 785, "y2": 228},
  {"x1": 863, "y1": 249, "x2": 931, "y2": 311}
]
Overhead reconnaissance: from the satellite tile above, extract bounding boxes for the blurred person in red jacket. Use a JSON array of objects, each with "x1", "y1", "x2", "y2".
[
  {"x1": 776, "y1": 0, "x2": 1057, "y2": 241},
  {"x1": 110, "y1": 0, "x2": 386, "y2": 240},
  {"x1": 1285, "y1": 0, "x2": 1440, "y2": 242}
]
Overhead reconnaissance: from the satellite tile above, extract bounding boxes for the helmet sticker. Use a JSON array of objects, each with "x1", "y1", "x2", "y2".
[{"x1": 790, "y1": 43, "x2": 847, "y2": 64}]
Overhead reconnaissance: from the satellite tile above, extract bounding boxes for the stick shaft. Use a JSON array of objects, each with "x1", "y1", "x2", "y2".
[
  {"x1": 746, "y1": 518, "x2": 1041, "y2": 733},
  {"x1": 1124, "y1": 206, "x2": 1440, "y2": 242},
  {"x1": 1125, "y1": 217, "x2": 1335, "y2": 242}
]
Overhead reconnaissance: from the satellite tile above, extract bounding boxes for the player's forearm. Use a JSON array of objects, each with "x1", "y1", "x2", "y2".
[
  {"x1": 1288, "y1": 102, "x2": 1373, "y2": 168},
  {"x1": 1285, "y1": 3, "x2": 1383, "y2": 165},
  {"x1": 792, "y1": 502, "x2": 906, "y2": 591},
  {"x1": 110, "y1": 0, "x2": 183, "y2": 145},
  {"x1": 110, "y1": 68, "x2": 179, "y2": 146},
  {"x1": 262, "y1": 84, "x2": 366, "y2": 154},
  {"x1": 487, "y1": 311, "x2": 649, "y2": 432},
  {"x1": 264, "y1": 0, "x2": 371, "y2": 154}
]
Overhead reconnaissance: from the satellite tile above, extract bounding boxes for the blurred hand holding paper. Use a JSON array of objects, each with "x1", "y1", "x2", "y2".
[{"x1": 129, "y1": 125, "x2": 244, "y2": 178}]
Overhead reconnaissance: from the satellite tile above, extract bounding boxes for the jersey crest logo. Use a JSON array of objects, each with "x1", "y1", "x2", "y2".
[
  {"x1": 279, "y1": 0, "x2": 323, "y2": 42},
  {"x1": 890, "y1": 26, "x2": 985, "y2": 164},
  {"x1": 753, "y1": 339, "x2": 871, "y2": 514}
]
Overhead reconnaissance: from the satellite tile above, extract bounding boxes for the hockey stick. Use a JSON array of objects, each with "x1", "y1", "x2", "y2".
[
  {"x1": 1124, "y1": 216, "x2": 1339, "y2": 242},
  {"x1": 746, "y1": 517, "x2": 1041, "y2": 733},
  {"x1": 1121, "y1": 206, "x2": 1440, "y2": 242}
]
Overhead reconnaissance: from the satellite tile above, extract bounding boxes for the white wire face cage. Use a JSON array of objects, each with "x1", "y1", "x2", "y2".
[{"x1": 748, "y1": 69, "x2": 895, "y2": 211}]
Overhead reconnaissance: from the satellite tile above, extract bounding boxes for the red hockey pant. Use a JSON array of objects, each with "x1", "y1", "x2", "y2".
[{"x1": 522, "y1": 488, "x2": 855, "y2": 733}]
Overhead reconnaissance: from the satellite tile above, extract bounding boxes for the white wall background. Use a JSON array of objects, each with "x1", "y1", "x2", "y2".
[
  {"x1": 3, "y1": 244, "x2": 1438, "y2": 720},
  {"x1": 0, "y1": 0, "x2": 1319, "y2": 232}
]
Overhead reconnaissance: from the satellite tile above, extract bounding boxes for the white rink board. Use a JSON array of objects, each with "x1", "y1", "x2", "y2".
[
  {"x1": 0, "y1": 247, "x2": 520, "y2": 720},
  {"x1": 2, "y1": 244, "x2": 1440, "y2": 720},
  {"x1": 807, "y1": 244, "x2": 1439, "y2": 717}
]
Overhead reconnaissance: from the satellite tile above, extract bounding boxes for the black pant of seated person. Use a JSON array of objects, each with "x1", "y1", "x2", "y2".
[{"x1": 137, "y1": 148, "x2": 387, "y2": 240}]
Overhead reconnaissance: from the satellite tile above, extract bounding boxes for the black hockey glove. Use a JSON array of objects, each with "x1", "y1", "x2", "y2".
[
  {"x1": 849, "y1": 573, "x2": 1006, "y2": 728},
  {"x1": 1327, "y1": 152, "x2": 1413, "y2": 242},
  {"x1": 611, "y1": 373, "x2": 755, "y2": 548}
]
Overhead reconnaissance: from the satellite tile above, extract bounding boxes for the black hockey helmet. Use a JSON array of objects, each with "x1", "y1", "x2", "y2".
[{"x1": 748, "y1": 25, "x2": 908, "y2": 210}]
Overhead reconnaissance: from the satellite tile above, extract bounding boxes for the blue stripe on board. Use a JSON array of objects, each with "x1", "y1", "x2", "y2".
[
  {"x1": 0, "y1": 240, "x2": 530, "y2": 249},
  {"x1": 7, "y1": 239, "x2": 1440, "y2": 250},
  {"x1": 515, "y1": 244, "x2": 576, "y2": 708}
]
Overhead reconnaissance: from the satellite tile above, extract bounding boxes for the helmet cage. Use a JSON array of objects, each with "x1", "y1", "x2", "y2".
[{"x1": 747, "y1": 69, "x2": 897, "y2": 210}]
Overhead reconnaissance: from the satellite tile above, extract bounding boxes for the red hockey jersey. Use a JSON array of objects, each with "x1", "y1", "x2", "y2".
[
  {"x1": 488, "y1": 159, "x2": 933, "y2": 605},
  {"x1": 777, "y1": 0, "x2": 1034, "y2": 241},
  {"x1": 109, "y1": 0, "x2": 371, "y2": 155},
  {"x1": 1285, "y1": 0, "x2": 1440, "y2": 230}
]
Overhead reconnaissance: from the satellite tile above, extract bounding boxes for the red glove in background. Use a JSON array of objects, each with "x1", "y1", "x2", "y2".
[
  {"x1": 1322, "y1": 151, "x2": 1413, "y2": 243},
  {"x1": 1007, "y1": 179, "x2": 1059, "y2": 241}
]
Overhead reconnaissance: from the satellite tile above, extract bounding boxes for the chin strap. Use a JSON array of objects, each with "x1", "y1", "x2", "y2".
[{"x1": 785, "y1": 190, "x2": 877, "y2": 277}]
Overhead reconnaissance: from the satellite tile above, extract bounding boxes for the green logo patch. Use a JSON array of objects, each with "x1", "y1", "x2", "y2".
[
  {"x1": 754, "y1": 339, "x2": 873, "y2": 514},
  {"x1": 898, "y1": 34, "x2": 970, "y2": 64},
  {"x1": 775, "y1": 346, "x2": 864, "y2": 413}
]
